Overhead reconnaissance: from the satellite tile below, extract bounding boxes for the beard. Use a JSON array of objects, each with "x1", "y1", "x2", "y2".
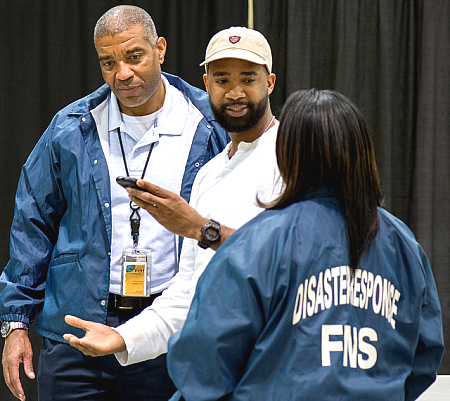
[{"x1": 210, "y1": 93, "x2": 269, "y2": 133}]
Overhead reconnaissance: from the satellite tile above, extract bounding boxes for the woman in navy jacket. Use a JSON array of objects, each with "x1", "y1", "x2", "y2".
[{"x1": 167, "y1": 89, "x2": 444, "y2": 400}]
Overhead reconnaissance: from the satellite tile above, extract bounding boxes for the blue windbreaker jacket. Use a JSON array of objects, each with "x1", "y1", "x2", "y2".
[
  {"x1": 0, "y1": 73, "x2": 229, "y2": 342},
  {"x1": 167, "y1": 186, "x2": 444, "y2": 401}
]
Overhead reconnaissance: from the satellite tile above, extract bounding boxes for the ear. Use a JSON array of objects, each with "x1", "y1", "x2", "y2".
[
  {"x1": 203, "y1": 73, "x2": 209, "y2": 93},
  {"x1": 267, "y1": 73, "x2": 276, "y2": 95},
  {"x1": 156, "y1": 37, "x2": 167, "y2": 64}
]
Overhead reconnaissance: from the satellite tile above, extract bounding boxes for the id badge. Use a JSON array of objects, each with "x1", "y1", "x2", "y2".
[{"x1": 121, "y1": 249, "x2": 152, "y2": 296}]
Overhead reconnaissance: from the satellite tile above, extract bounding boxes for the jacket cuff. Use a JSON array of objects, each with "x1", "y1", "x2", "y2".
[{"x1": 0, "y1": 314, "x2": 31, "y2": 326}]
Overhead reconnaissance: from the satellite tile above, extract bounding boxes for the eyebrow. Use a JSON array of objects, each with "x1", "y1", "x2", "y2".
[
  {"x1": 212, "y1": 71, "x2": 259, "y2": 77},
  {"x1": 98, "y1": 54, "x2": 111, "y2": 62},
  {"x1": 98, "y1": 47, "x2": 146, "y2": 62},
  {"x1": 125, "y1": 47, "x2": 146, "y2": 55}
]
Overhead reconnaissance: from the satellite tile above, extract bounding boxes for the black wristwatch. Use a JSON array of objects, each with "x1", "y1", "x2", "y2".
[
  {"x1": 198, "y1": 219, "x2": 221, "y2": 249},
  {"x1": 1, "y1": 321, "x2": 29, "y2": 338}
]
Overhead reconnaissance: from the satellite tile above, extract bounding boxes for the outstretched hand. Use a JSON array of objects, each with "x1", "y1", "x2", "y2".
[
  {"x1": 127, "y1": 180, "x2": 207, "y2": 240},
  {"x1": 63, "y1": 315, "x2": 126, "y2": 357}
]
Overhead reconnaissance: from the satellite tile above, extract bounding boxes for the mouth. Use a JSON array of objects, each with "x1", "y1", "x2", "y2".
[
  {"x1": 117, "y1": 85, "x2": 140, "y2": 96},
  {"x1": 224, "y1": 104, "x2": 249, "y2": 118}
]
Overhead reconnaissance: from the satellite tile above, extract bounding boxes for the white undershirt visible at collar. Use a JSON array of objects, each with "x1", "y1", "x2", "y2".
[{"x1": 121, "y1": 110, "x2": 161, "y2": 141}]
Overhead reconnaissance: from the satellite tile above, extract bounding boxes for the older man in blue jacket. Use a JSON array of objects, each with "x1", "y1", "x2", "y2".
[{"x1": 0, "y1": 5, "x2": 228, "y2": 401}]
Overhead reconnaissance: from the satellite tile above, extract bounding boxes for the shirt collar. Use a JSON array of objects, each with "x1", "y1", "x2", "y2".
[
  {"x1": 108, "y1": 91, "x2": 123, "y2": 133},
  {"x1": 108, "y1": 74, "x2": 183, "y2": 137},
  {"x1": 107, "y1": 75, "x2": 167, "y2": 133}
]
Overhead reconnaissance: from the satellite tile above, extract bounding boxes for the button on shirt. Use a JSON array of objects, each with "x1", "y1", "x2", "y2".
[{"x1": 93, "y1": 75, "x2": 198, "y2": 294}]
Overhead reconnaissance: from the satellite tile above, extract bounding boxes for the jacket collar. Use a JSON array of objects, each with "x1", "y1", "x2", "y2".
[
  {"x1": 65, "y1": 84, "x2": 111, "y2": 117},
  {"x1": 162, "y1": 72, "x2": 216, "y2": 123},
  {"x1": 298, "y1": 185, "x2": 337, "y2": 202}
]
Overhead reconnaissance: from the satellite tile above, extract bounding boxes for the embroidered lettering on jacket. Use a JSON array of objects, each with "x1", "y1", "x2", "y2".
[{"x1": 292, "y1": 266, "x2": 401, "y2": 369}]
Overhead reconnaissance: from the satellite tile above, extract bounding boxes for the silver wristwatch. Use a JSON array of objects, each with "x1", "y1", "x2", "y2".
[{"x1": 1, "y1": 321, "x2": 29, "y2": 338}]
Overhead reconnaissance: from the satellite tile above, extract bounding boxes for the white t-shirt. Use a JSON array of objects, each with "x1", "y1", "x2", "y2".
[{"x1": 115, "y1": 123, "x2": 283, "y2": 365}]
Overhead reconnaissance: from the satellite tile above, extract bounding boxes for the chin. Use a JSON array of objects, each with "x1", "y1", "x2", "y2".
[{"x1": 120, "y1": 97, "x2": 147, "y2": 108}]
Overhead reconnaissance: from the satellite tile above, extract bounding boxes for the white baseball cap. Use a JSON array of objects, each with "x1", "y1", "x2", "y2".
[{"x1": 200, "y1": 26, "x2": 272, "y2": 73}]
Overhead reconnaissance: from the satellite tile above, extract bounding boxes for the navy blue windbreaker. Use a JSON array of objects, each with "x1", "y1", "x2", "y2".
[
  {"x1": 0, "y1": 73, "x2": 229, "y2": 342},
  {"x1": 167, "y1": 186, "x2": 444, "y2": 401}
]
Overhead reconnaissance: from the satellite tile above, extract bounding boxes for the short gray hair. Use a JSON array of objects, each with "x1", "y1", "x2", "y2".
[{"x1": 94, "y1": 5, "x2": 158, "y2": 47}]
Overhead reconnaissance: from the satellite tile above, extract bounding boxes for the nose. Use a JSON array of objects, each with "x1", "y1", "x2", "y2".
[
  {"x1": 225, "y1": 85, "x2": 245, "y2": 101},
  {"x1": 116, "y1": 61, "x2": 134, "y2": 81}
]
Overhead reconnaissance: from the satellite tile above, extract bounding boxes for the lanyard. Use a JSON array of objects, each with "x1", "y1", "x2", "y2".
[{"x1": 117, "y1": 122, "x2": 157, "y2": 247}]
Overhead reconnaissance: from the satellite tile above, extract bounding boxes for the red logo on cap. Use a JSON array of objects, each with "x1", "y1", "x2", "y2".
[{"x1": 229, "y1": 35, "x2": 241, "y2": 44}]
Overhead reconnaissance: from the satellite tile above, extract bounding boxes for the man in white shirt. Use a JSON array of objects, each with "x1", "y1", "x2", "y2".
[{"x1": 64, "y1": 26, "x2": 282, "y2": 369}]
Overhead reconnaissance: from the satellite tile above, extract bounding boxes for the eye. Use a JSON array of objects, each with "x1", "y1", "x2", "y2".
[
  {"x1": 215, "y1": 79, "x2": 228, "y2": 85},
  {"x1": 128, "y1": 54, "x2": 143, "y2": 63}
]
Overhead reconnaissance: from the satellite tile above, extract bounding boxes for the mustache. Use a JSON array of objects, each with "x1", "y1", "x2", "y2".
[{"x1": 220, "y1": 101, "x2": 252, "y2": 110}]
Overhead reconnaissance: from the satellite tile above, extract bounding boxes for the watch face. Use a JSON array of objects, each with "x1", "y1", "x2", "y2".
[
  {"x1": 1, "y1": 322, "x2": 9, "y2": 337},
  {"x1": 205, "y1": 226, "x2": 219, "y2": 240}
]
